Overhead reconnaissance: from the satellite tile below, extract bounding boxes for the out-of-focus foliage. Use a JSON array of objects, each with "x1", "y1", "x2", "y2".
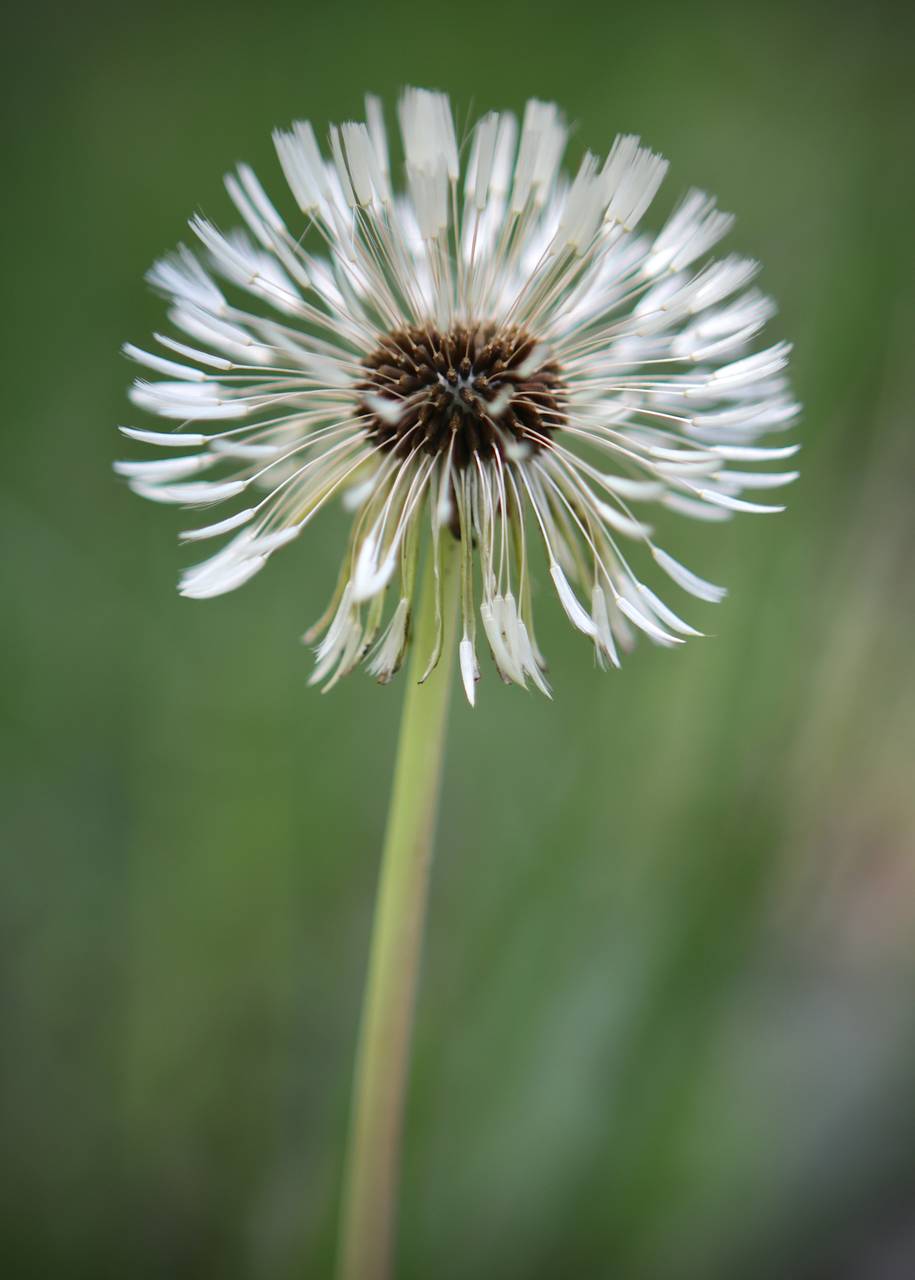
[{"x1": 2, "y1": 1, "x2": 914, "y2": 1276}]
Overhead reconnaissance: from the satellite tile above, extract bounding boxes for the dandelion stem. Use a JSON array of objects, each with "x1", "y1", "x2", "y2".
[{"x1": 337, "y1": 535, "x2": 461, "y2": 1280}]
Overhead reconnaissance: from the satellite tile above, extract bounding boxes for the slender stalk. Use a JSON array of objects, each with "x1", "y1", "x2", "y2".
[{"x1": 337, "y1": 537, "x2": 461, "y2": 1280}]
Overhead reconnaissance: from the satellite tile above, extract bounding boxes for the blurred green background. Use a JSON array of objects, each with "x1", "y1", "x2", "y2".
[{"x1": 3, "y1": 0, "x2": 915, "y2": 1276}]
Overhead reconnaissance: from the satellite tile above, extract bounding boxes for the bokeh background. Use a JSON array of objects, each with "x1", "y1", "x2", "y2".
[{"x1": 3, "y1": 0, "x2": 915, "y2": 1276}]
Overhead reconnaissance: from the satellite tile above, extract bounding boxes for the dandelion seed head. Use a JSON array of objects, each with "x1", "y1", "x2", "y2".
[{"x1": 117, "y1": 88, "x2": 799, "y2": 700}]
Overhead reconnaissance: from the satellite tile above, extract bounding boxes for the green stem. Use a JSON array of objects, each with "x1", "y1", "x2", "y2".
[{"x1": 337, "y1": 537, "x2": 461, "y2": 1280}]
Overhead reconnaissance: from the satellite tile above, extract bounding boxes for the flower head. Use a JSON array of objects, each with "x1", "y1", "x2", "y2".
[{"x1": 117, "y1": 88, "x2": 799, "y2": 702}]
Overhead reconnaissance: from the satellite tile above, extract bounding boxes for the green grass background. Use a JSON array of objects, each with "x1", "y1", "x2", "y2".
[{"x1": 3, "y1": 0, "x2": 914, "y2": 1275}]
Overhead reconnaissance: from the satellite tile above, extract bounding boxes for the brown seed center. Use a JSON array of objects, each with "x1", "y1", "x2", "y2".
[{"x1": 357, "y1": 324, "x2": 565, "y2": 468}]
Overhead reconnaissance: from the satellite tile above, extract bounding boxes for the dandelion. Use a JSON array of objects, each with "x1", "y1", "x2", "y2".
[
  {"x1": 117, "y1": 89, "x2": 798, "y2": 705},
  {"x1": 116, "y1": 89, "x2": 799, "y2": 1280}
]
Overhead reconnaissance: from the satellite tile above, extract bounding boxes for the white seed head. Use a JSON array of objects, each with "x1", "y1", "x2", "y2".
[{"x1": 117, "y1": 88, "x2": 799, "y2": 700}]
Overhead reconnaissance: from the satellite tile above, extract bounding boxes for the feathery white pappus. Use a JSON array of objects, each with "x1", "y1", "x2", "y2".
[{"x1": 116, "y1": 88, "x2": 799, "y2": 701}]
